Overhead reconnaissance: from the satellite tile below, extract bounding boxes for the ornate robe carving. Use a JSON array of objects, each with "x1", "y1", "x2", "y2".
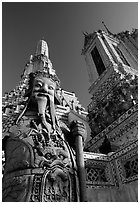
[
  {"x1": 2, "y1": 115, "x2": 79, "y2": 202},
  {"x1": 2, "y1": 73, "x2": 82, "y2": 202}
]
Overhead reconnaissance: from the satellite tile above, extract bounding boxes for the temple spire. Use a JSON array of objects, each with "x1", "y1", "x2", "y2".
[
  {"x1": 102, "y1": 21, "x2": 114, "y2": 35},
  {"x1": 35, "y1": 39, "x2": 49, "y2": 58},
  {"x1": 82, "y1": 31, "x2": 89, "y2": 37}
]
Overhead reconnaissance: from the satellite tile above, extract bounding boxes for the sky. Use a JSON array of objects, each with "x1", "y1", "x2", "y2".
[{"x1": 2, "y1": 2, "x2": 138, "y2": 110}]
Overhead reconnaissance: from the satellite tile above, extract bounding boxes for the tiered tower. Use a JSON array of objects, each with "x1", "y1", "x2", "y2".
[
  {"x1": 82, "y1": 28, "x2": 138, "y2": 201},
  {"x1": 82, "y1": 28, "x2": 138, "y2": 153},
  {"x1": 2, "y1": 39, "x2": 88, "y2": 131}
]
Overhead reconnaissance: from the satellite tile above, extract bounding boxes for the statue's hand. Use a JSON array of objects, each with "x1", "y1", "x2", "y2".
[{"x1": 70, "y1": 120, "x2": 87, "y2": 143}]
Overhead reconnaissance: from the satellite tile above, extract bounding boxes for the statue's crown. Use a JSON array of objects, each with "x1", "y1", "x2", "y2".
[
  {"x1": 31, "y1": 69, "x2": 60, "y2": 88},
  {"x1": 22, "y1": 39, "x2": 61, "y2": 88}
]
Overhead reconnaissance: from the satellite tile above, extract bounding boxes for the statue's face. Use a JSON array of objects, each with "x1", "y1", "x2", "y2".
[
  {"x1": 30, "y1": 76, "x2": 56, "y2": 117},
  {"x1": 31, "y1": 76, "x2": 56, "y2": 102}
]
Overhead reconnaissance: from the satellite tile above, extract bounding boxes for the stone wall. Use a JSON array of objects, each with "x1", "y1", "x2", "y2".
[
  {"x1": 84, "y1": 140, "x2": 138, "y2": 202},
  {"x1": 86, "y1": 180, "x2": 137, "y2": 202}
]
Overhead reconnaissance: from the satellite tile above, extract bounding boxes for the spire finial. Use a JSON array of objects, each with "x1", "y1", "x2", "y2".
[
  {"x1": 102, "y1": 21, "x2": 114, "y2": 35},
  {"x1": 82, "y1": 31, "x2": 89, "y2": 37},
  {"x1": 35, "y1": 39, "x2": 49, "y2": 57}
]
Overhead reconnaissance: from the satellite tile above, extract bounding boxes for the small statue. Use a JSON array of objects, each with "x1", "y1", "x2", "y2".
[{"x1": 2, "y1": 71, "x2": 87, "y2": 202}]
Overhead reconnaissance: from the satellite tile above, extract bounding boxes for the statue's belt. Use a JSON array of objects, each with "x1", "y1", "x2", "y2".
[
  {"x1": 3, "y1": 168, "x2": 44, "y2": 180},
  {"x1": 3, "y1": 167, "x2": 76, "y2": 181}
]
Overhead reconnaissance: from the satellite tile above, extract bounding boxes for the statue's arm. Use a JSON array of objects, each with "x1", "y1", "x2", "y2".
[{"x1": 64, "y1": 120, "x2": 87, "y2": 149}]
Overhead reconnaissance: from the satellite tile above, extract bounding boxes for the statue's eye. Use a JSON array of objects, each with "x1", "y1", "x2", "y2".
[
  {"x1": 48, "y1": 85, "x2": 55, "y2": 90},
  {"x1": 35, "y1": 82, "x2": 42, "y2": 88}
]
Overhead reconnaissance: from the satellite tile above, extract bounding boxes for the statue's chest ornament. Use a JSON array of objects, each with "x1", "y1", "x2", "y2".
[{"x1": 27, "y1": 121, "x2": 71, "y2": 169}]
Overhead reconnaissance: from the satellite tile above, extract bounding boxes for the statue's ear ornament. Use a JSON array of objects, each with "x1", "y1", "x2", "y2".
[{"x1": 54, "y1": 91, "x2": 62, "y2": 105}]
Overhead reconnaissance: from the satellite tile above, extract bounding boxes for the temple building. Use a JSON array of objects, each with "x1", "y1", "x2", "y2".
[
  {"x1": 82, "y1": 27, "x2": 138, "y2": 201},
  {"x1": 2, "y1": 27, "x2": 138, "y2": 202}
]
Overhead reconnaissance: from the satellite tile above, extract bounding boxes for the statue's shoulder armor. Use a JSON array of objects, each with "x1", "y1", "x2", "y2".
[
  {"x1": 2, "y1": 114, "x2": 31, "y2": 140},
  {"x1": 58, "y1": 119, "x2": 70, "y2": 133},
  {"x1": 2, "y1": 113, "x2": 18, "y2": 138}
]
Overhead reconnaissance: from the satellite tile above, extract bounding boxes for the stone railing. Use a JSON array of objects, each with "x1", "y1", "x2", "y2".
[{"x1": 84, "y1": 139, "x2": 138, "y2": 189}]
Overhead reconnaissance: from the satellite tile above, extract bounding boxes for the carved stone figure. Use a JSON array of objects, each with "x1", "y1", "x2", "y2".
[{"x1": 2, "y1": 71, "x2": 87, "y2": 202}]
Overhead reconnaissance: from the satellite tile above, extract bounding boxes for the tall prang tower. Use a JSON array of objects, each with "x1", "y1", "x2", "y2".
[
  {"x1": 82, "y1": 28, "x2": 138, "y2": 153},
  {"x1": 81, "y1": 28, "x2": 138, "y2": 201}
]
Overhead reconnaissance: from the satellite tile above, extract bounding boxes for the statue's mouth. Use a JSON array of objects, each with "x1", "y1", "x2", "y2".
[
  {"x1": 36, "y1": 92, "x2": 49, "y2": 97},
  {"x1": 32, "y1": 92, "x2": 50, "y2": 100}
]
